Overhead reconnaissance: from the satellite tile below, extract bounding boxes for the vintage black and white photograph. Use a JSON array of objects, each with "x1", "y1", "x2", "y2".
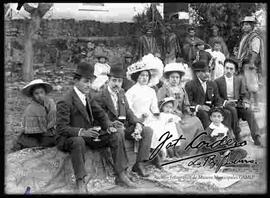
[{"x1": 4, "y1": 2, "x2": 267, "y2": 194}]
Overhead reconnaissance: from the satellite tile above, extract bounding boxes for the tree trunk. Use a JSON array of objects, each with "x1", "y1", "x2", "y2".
[
  {"x1": 22, "y1": 3, "x2": 52, "y2": 82},
  {"x1": 23, "y1": 31, "x2": 34, "y2": 81}
]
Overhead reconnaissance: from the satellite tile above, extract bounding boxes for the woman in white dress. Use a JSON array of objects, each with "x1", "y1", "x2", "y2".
[{"x1": 125, "y1": 56, "x2": 164, "y2": 168}]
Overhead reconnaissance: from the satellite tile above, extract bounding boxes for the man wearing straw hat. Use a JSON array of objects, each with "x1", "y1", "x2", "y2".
[
  {"x1": 94, "y1": 62, "x2": 154, "y2": 177},
  {"x1": 56, "y1": 62, "x2": 136, "y2": 192},
  {"x1": 237, "y1": 15, "x2": 264, "y2": 111},
  {"x1": 11, "y1": 79, "x2": 57, "y2": 151}
]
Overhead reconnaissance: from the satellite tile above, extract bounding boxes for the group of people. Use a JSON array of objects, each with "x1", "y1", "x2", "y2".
[
  {"x1": 136, "y1": 16, "x2": 264, "y2": 112},
  {"x1": 10, "y1": 15, "x2": 264, "y2": 193}
]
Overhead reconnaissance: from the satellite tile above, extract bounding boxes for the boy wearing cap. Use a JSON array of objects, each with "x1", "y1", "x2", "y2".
[
  {"x1": 11, "y1": 79, "x2": 57, "y2": 151},
  {"x1": 56, "y1": 62, "x2": 135, "y2": 192},
  {"x1": 94, "y1": 63, "x2": 153, "y2": 177},
  {"x1": 215, "y1": 58, "x2": 262, "y2": 146},
  {"x1": 185, "y1": 61, "x2": 232, "y2": 129}
]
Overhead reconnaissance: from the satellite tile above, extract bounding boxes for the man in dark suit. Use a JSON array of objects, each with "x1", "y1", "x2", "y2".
[
  {"x1": 185, "y1": 61, "x2": 231, "y2": 129},
  {"x1": 94, "y1": 63, "x2": 153, "y2": 177},
  {"x1": 56, "y1": 62, "x2": 136, "y2": 193},
  {"x1": 215, "y1": 58, "x2": 262, "y2": 145},
  {"x1": 122, "y1": 52, "x2": 135, "y2": 92}
]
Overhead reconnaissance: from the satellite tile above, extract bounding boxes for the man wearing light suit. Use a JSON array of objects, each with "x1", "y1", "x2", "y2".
[{"x1": 215, "y1": 57, "x2": 262, "y2": 146}]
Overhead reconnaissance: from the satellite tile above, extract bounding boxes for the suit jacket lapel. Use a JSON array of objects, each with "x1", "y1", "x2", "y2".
[
  {"x1": 103, "y1": 87, "x2": 118, "y2": 116},
  {"x1": 72, "y1": 90, "x2": 90, "y2": 123},
  {"x1": 195, "y1": 78, "x2": 205, "y2": 97}
]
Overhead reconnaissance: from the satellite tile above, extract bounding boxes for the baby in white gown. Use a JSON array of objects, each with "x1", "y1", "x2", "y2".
[{"x1": 159, "y1": 97, "x2": 183, "y2": 159}]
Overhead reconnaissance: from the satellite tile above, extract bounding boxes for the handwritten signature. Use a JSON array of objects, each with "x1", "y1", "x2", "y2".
[{"x1": 148, "y1": 131, "x2": 254, "y2": 172}]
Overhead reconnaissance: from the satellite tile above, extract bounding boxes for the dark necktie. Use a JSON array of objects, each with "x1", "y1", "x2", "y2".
[{"x1": 85, "y1": 97, "x2": 92, "y2": 119}]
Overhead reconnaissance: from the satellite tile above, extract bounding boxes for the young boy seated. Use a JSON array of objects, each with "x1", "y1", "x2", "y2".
[
  {"x1": 159, "y1": 97, "x2": 183, "y2": 159},
  {"x1": 199, "y1": 107, "x2": 247, "y2": 162}
]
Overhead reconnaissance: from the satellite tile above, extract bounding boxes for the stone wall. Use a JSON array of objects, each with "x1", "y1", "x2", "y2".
[{"x1": 5, "y1": 19, "x2": 205, "y2": 69}]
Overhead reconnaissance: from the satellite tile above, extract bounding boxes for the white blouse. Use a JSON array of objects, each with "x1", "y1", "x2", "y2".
[{"x1": 125, "y1": 83, "x2": 160, "y2": 123}]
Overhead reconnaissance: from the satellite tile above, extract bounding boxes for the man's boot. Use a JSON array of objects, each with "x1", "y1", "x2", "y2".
[
  {"x1": 254, "y1": 135, "x2": 262, "y2": 146},
  {"x1": 115, "y1": 171, "x2": 137, "y2": 188},
  {"x1": 76, "y1": 176, "x2": 88, "y2": 193},
  {"x1": 132, "y1": 162, "x2": 149, "y2": 177}
]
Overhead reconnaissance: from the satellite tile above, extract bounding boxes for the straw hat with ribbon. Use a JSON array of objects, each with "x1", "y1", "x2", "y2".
[
  {"x1": 126, "y1": 53, "x2": 163, "y2": 87},
  {"x1": 22, "y1": 79, "x2": 53, "y2": 97}
]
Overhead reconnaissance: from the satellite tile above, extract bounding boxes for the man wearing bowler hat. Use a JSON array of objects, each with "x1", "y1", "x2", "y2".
[
  {"x1": 56, "y1": 62, "x2": 136, "y2": 193},
  {"x1": 94, "y1": 62, "x2": 153, "y2": 177},
  {"x1": 185, "y1": 61, "x2": 232, "y2": 129}
]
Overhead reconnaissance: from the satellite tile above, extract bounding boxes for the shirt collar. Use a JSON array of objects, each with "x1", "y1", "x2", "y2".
[
  {"x1": 107, "y1": 85, "x2": 118, "y2": 96},
  {"x1": 209, "y1": 122, "x2": 228, "y2": 136},
  {"x1": 225, "y1": 75, "x2": 234, "y2": 80},
  {"x1": 198, "y1": 78, "x2": 206, "y2": 85},
  {"x1": 74, "y1": 86, "x2": 86, "y2": 100}
]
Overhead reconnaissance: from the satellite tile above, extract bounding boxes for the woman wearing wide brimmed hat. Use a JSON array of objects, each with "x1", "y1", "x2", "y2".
[
  {"x1": 157, "y1": 62, "x2": 204, "y2": 156},
  {"x1": 125, "y1": 54, "x2": 164, "y2": 168},
  {"x1": 11, "y1": 79, "x2": 57, "y2": 152}
]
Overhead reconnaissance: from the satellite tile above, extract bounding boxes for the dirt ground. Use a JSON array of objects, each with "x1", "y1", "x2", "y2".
[{"x1": 4, "y1": 81, "x2": 267, "y2": 194}]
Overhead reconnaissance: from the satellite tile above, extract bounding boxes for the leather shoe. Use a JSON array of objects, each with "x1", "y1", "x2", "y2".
[
  {"x1": 150, "y1": 155, "x2": 163, "y2": 170},
  {"x1": 115, "y1": 171, "x2": 137, "y2": 188},
  {"x1": 76, "y1": 177, "x2": 88, "y2": 193},
  {"x1": 132, "y1": 162, "x2": 149, "y2": 177},
  {"x1": 235, "y1": 135, "x2": 243, "y2": 143}
]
